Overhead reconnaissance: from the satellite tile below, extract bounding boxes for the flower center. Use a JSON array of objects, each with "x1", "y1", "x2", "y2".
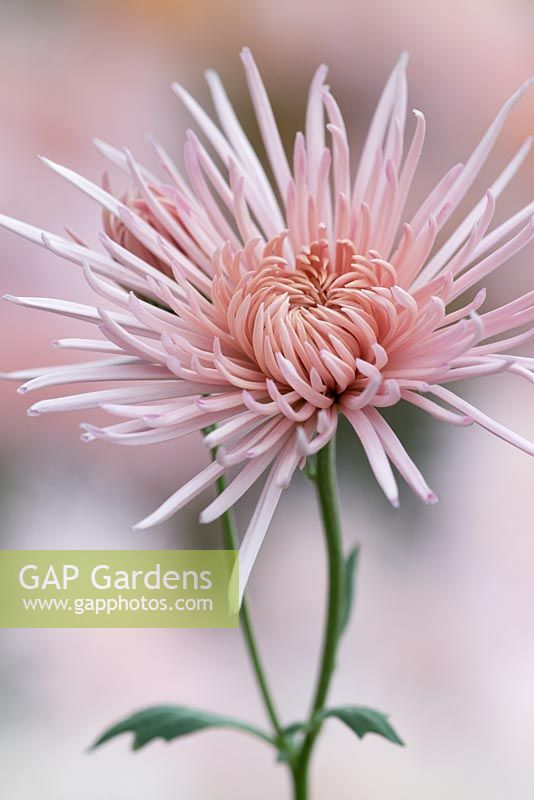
[
  {"x1": 243, "y1": 239, "x2": 396, "y2": 317},
  {"x1": 220, "y1": 238, "x2": 403, "y2": 396}
]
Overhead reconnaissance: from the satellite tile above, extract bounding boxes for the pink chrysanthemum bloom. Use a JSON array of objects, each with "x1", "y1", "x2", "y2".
[{"x1": 2, "y1": 51, "x2": 533, "y2": 598}]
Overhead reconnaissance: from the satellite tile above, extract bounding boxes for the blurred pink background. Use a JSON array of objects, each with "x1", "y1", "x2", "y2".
[{"x1": 0, "y1": 1, "x2": 533, "y2": 798}]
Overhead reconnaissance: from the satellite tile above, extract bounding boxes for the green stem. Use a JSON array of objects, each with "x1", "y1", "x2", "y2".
[
  {"x1": 213, "y1": 468, "x2": 285, "y2": 745},
  {"x1": 209, "y1": 429, "x2": 344, "y2": 796},
  {"x1": 291, "y1": 437, "x2": 345, "y2": 799}
]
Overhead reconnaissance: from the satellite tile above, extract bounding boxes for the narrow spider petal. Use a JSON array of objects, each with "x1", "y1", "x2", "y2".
[
  {"x1": 435, "y1": 78, "x2": 533, "y2": 226},
  {"x1": 17, "y1": 363, "x2": 169, "y2": 394},
  {"x1": 471, "y1": 200, "x2": 534, "y2": 263},
  {"x1": 3, "y1": 294, "x2": 156, "y2": 337},
  {"x1": 27, "y1": 383, "x2": 184, "y2": 414},
  {"x1": 133, "y1": 460, "x2": 226, "y2": 530},
  {"x1": 353, "y1": 52, "x2": 408, "y2": 204},
  {"x1": 93, "y1": 138, "x2": 160, "y2": 185},
  {"x1": 400, "y1": 390, "x2": 473, "y2": 425},
  {"x1": 344, "y1": 408, "x2": 400, "y2": 506},
  {"x1": 431, "y1": 385, "x2": 534, "y2": 455},
  {"x1": 306, "y1": 64, "x2": 329, "y2": 193},
  {"x1": 365, "y1": 408, "x2": 437, "y2": 503},
  {"x1": 240, "y1": 47, "x2": 292, "y2": 199},
  {"x1": 53, "y1": 338, "x2": 122, "y2": 354},
  {"x1": 200, "y1": 441, "x2": 283, "y2": 524},
  {"x1": 420, "y1": 137, "x2": 533, "y2": 283},
  {"x1": 205, "y1": 69, "x2": 285, "y2": 233},
  {"x1": 238, "y1": 439, "x2": 300, "y2": 602}
]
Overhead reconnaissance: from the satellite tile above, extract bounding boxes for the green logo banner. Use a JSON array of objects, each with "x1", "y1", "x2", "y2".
[{"x1": 0, "y1": 550, "x2": 239, "y2": 628}]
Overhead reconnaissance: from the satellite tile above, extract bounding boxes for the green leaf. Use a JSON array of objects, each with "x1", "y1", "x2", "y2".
[
  {"x1": 338, "y1": 546, "x2": 360, "y2": 637},
  {"x1": 280, "y1": 721, "x2": 307, "y2": 738},
  {"x1": 91, "y1": 705, "x2": 274, "y2": 752},
  {"x1": 321, "y1": 706, "x2": 404, "y2": 746}
]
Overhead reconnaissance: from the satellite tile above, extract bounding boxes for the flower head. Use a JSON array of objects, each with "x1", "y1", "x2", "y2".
[
  {"x1": 101, "y1": 182, "x2": 181, "y2": 278},
  {"x1": 2, "y1": 50, "x2": 533, "y2": 598}
]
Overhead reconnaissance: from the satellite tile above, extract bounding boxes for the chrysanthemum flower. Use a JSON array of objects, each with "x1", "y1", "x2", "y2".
[{"x1": 2, "y1": 50, "x2": 533, "y2": 598}]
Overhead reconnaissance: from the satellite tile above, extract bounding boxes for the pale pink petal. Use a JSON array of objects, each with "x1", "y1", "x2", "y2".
[
  {"x1": 365, "y1": 407, "x2": 437, "y2": 503},
  {"x1": 133, "y1": 460, "x2": 226, "y2": 530},
  {"x1": 238, "y1": 439, "x2": 300, "y2": 602},
  {"x1": 344, "y1": 407, "x2": 399, "y2": 506}
]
